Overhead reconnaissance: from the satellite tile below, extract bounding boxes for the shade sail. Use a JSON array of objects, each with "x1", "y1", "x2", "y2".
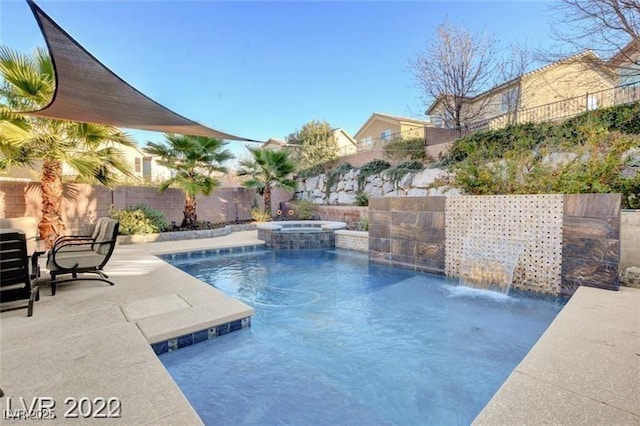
[{"x1": 23, "y1": 0, "x2": 259, "y2": 141}]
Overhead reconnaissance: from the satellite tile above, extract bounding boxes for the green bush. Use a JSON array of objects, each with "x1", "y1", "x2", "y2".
[
  {"x1": 325, "y1": 162, "x2": 353, "y2": 198},
  {"x1": 356, "y1": 217, "x2": 369, "y2": 231},
  {"x1": 111, "y1": 204, "x2": 169, "y2": 235},
  {"x1": 357, "y1": 159, "x2": 392, "y2": 190},
  {"x1": 296, "y1": 200, "x2": 315, "y2": 220},
  {"x1": 450, "y1": 129, "x2": 640, "y2": 208},
  {"x1": 251, "y1": 208, "x2": 272, "y2": 222},
  {"x1": 384, "y1": 160, "x2": 425, "y2": 185},
  {"x1": 355, "y1": 191, "x2": 369, "y2": 206}
]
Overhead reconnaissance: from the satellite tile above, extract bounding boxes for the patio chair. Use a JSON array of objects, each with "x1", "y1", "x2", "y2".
[
  {"x1": 1, "y1": 229, "x2": 41, "y2": 317},
  {"x1": 0, "y1": 217, "x2": 39, "y2": 253},
  {"x1": 52, "y1": 217, "x2": 109, "y2": 252},
  {"x1": 47, "y1": 218, "x2": 119, "y2": 296}
]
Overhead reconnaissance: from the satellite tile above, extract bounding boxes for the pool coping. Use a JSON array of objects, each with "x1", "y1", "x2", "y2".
[
  {"x1": 473, "y1": 285, "x2": 640, "y2": 424},
  {"x1": 1, "y1": 229, "x2": 638, "y2": 424}
]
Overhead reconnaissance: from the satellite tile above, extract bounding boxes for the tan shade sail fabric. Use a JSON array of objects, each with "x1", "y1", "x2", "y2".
[{"x1": 24, "y1": 0, "x2": 258, "y2": 141}]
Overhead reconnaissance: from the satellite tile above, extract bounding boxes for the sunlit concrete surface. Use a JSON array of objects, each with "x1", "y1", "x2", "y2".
[
  {"x1": 0, "y1": 231, "x2": 262, "y2": 424},
  {"x1": 474, "y1": 286, "x2": 640, "y2": 425}
]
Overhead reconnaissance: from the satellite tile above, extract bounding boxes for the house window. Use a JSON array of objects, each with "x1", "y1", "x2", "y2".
[
  {"x1": 134, "y1": 157, "x2": 141, "y2": 173},
  {"x1": 381, "y1": 129, "x2": 392, "y2": 141},
  {"x1": 361, "y1": 136, "x2": 372, "y2": 145},
  {"x1": 620, "y1": 65, "x2": 640, "y2": 86},
  {"x1": 587, "y1": 94, "x2": 598, "y2": 111},
  {"x1": 501, "y1": 88, "x2": 518, "y2": 113}
]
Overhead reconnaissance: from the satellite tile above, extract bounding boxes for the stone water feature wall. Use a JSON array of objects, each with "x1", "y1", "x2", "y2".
[
  {"x1": 561, "y1": 194, "x2": 621, "y2": 296},
  {"x1": 369, "y1": 194, "x2": 621, "y2": 296},
  {"x1": 369, "y1": 197, "x2": 446, "y2": 275},
  {"x1": 446, "y1": 195, "x2": 564, "y2": 294}
]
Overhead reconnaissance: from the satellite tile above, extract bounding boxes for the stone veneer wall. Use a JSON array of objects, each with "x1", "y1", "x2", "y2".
[
  {"x1": 335, "y1": 230, "x2": 369, "y2": 252},
  {"x1": 369, "y1": 194, "x2": 621, "y2": 296},
  {"x1": 369, "y1": 197, "x2": 446, "y2": 274},
  {"x1": 446, "y1": 195, "x2": 564, "y2": 294},
  {"x1": 561, "y1": 194, "x2": 621, "y2": 296}
]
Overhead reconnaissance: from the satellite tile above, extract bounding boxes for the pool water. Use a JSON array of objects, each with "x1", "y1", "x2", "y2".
[{"x1": 161, "y1": 249, "x2": 565, "y2": 425}]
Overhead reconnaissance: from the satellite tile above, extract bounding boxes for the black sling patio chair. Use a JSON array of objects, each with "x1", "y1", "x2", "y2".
[
  {"x1": 47, "y1": 219, "x2": 120, "y2": 296},
  {"x1": 0, "y1": 229, "x2": 41, "y2": 317}
]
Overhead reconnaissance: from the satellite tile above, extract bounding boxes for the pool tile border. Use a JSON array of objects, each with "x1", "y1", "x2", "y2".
[
  {"x1": 152, "y1": 244, "x2": 261, "y2": 355},
  {"x1": 159, "y1": 244, "x2": 266, "y2": 261},
  {"x1": 151, "y1": 317, "x2": 252, "y2": 355}
]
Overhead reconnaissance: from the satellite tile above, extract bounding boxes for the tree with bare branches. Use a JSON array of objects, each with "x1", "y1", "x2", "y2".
[
  {"x1": 549, "y1": 0, "x2": 640, "y2": 62},
  {"x1": 497, "y1": 43, "x2": 534, "y2": 124},
  {"x1": 411, "y1": 21, "x2": 499, "y2": 131}
]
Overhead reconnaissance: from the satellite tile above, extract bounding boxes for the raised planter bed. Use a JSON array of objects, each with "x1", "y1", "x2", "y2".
[{"x1": 116, "y1": 223, "x2": 257, "y2": 245}]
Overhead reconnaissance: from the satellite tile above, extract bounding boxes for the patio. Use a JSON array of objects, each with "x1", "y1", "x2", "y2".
[{"x1": 0, "y1": 231, "x2": 262, "y2": 424}]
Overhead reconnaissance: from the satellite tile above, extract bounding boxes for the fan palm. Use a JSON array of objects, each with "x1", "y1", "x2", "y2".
[
  {"x1": 0, "y1": 46, "x2": 135, "y2": 247},
  {"x1": 237, "y1": 148, "x2": 296, "y2": 216},
  {"x1": 144, "y1": 134, "x2": 234, "y2": 228}
]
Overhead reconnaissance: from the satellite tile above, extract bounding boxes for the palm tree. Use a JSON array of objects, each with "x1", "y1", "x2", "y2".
[
  {"x1": 144, "y1": 134, "x2": 234, "y2": 228},
  {"x1": 237, "y1": 148, "x2": 296, "y2": 216},
  {"x1": 0, "y1": 46, "x2": 135, "y2": 247}
]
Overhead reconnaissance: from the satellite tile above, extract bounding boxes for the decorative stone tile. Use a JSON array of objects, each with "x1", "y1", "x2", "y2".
[
  {"x1": 445, "y1": 195, "x2": 564, "y2": 294},
  {"x1": 168, "y1": 338, "x2": 178, "y2": 352},
  {"x1": 177, "y1": 334, "x2": 193, "y2": 349},
  {"x1": 562, "y1": 236, "x2": 620, "y2": 263},
  {"x1": 564, "y1": 193, "x2": 621, "y2": 217},
  {"x1": 563, "y1": 216, "x2": 620, "y2": 239}
]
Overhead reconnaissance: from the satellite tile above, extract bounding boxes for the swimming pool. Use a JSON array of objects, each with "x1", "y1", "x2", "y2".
[{"x1": 161, "y1": 249, "x2": 565, "y2": 425}]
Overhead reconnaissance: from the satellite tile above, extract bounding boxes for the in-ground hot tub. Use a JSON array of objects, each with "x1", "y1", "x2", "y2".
[{"x1": 257, "y1": 221, "x2": 347, "y2": 250}]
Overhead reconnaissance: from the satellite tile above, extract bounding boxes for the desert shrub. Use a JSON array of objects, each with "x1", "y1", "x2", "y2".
[
  {"x1": 111, "y1": 203, "x2": 168, "y2": 235},
  {"x1": 356, "y1": 217, "x2": 369, "y2": 231},
  {"x1": 251, "y1": 208, "x2": 272, "y2": 222},
  {"x1": 296, "y1": 200, "x2": 315, "y2": 220},
  {"x1": 562, "y1": 102, "x2": 640, "y2": 135},
  {"x1": 450, "y1": 129, "x2": 640, "y2": 208},
  {"x1": 355, "y1": 191, "x2": 369, "y2": 206},
  {"x1": 385, "y1": 160, "x2": 425, "y2": 184},
  {"x1": 357, "y1": 159, "x2": 392, "y2": 190},
  {"x1": 325, "y1": 162, "x2": 353, "y2": 197}
]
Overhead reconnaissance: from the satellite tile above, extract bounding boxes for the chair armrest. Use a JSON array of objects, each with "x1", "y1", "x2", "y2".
[
  {"x1": 30, "y1": 250, "x2": 45, "y2": 279},
  {"x1": 52, "y1": 235, "x2": 94, "y2": 249}
]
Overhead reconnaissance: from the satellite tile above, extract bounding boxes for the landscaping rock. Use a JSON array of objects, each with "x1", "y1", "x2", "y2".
[
  {"x1": 406, "y1": 188, "x2": 429, "y2": 196},
  {"x1": 412, "y1": 168, "x2": 449, "y2": 188},
  {"x1": 620, "y1": 266, "x2": 640, "y2": 288},
  {"x1": 541, "y1": 152, "x2": 578, "y2": 169}
]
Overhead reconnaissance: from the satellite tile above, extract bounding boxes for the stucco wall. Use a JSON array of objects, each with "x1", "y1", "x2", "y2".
[
  {"x1": 356, "y1": 120, "x2": 401, "y2": 144},
  {"x1": 620, "y1": 210, "x2": 640, "y2": 270},
  {"x1": 0, "y1": 181, "x2": 256, "y2": 234}
]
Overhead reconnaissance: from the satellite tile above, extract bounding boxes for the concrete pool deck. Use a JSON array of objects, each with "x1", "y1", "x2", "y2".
[
  {"x1": 0, "y1": 231, "x2": 262, "y2": 424},
  {"x1": 1, "y1": 229, "x2": 638, "y2": 424}
]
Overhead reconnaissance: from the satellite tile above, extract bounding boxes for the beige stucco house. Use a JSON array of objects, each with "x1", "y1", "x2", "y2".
[
  {"x1": 608, "y1": 40, "x2": 640, "y2": 86},
  {"x1": 0, "y1": 143, "x2": 148, "y2": 182},
  {"x1": 426, "y1": 51, "x2": 618, "y2": 130},
  {"x1": 353, "y1": 113, "x2": 431, "y2": 150}
]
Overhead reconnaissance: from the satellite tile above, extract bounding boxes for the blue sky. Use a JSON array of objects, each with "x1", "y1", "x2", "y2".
[{"x1": 0, "y1": 0, "x2": 555, "y2": 156}]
